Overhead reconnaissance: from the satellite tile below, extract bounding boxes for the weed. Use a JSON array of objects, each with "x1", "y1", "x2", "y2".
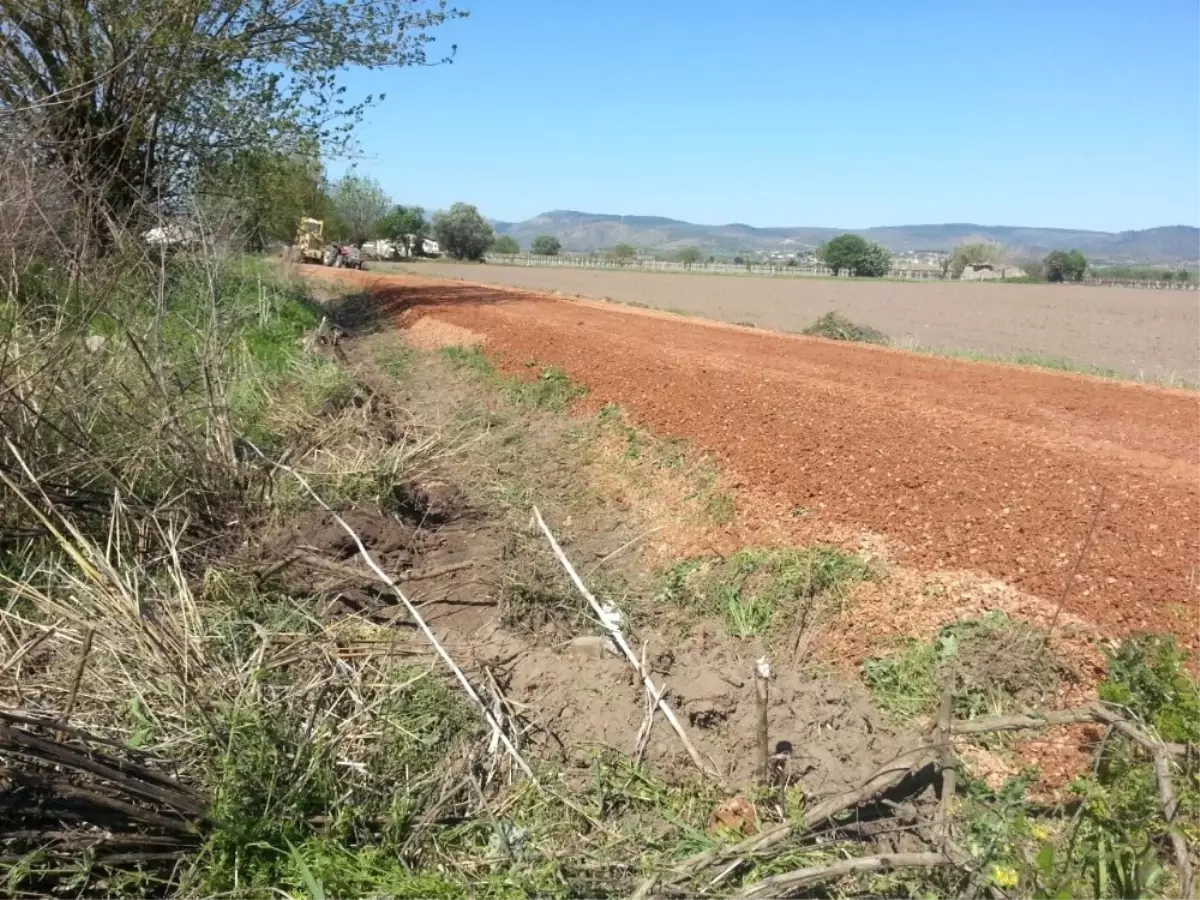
[
  {"x1": 1098, "y1": 633, "x2": 1199, "y2": 743},
  {"x1": 704, "y1": 491, "x2": 735, "y2": 524},
  {"x1": 659, "y1": 547, "x2": 872, "y2": 639},
  {"x1": 862, "y1": 611, "x2": 1060, "y2": 724},
  {"x1": 439, "y1": 343, "x2": 496, "y2": 376},
  {"x1": 514, "y1": 367, "x2": 587, "y2": 411},
  {"x1": 802, "y1": 310, "x2": 889, "y2": 345}
]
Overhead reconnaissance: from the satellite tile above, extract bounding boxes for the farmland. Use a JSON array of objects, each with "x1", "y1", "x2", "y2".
[{"x1": 388, "y1": 260, "x2": 1200, "y2": 381}]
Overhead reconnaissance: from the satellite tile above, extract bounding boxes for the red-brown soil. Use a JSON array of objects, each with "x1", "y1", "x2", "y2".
[
  {"x1": 384, "y1": 261, "x2": 1200, "y2": 382},
  {"x1": 313, "y1": 268, "x2": 1200, "y2": 651}
]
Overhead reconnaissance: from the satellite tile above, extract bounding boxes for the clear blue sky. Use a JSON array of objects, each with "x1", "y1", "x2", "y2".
[{"x1": 329, "y1": 0, "x2": 1200, "y2": 232}]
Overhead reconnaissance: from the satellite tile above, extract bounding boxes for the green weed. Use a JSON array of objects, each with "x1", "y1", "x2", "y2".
[
  {"x1": 659, "y1": 547, "x2": 872, "y2": 639},
  {"x1": 802, "y1": 311, "x2": 889, "y2": 345}
]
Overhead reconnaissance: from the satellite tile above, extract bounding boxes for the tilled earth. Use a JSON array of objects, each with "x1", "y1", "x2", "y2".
[{"x1": 313, "y1": 268, "x2": 1200, "y2": 651}]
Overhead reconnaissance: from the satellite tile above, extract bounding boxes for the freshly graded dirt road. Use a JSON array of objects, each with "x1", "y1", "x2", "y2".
[
  {"x1": 317, "y1": 268, "x2": 1200, "y2": 648},
  {"x1": 384, "y1": 261, "x2": 1200, "y2": 381}
]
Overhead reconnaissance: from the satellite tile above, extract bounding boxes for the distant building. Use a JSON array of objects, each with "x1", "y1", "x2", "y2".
[{"x1": 960, "y1": 263, "x2": 1026, "y2": 281}]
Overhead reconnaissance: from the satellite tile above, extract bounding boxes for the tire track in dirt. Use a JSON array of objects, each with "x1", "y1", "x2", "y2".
[{"x1": 316, "y1": 269, "x2": 1200, "y2": 649}]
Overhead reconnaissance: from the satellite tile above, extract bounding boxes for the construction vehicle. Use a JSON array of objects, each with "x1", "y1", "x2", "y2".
[
  {"x1": 293, "y1": 217, "x2": 365, "y2": 269},
  {"x1": 295, "y1": 217, "x2": 327, "y2": 264}
]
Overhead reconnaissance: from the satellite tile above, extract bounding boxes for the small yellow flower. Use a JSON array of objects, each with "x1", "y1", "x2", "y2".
[
  {"x1": 990, "y1": 865, "x2": 1020, "y2": 889},
  {"x1": 1030, "y1": 824, "x2": 1052, "y2": 842}
]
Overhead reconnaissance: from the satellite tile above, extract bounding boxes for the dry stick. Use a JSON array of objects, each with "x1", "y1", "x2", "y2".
[
  {"x1": 738, "y1": 851, "x2": 954, "y2": 899},
  {"x1": 1084, "y1": 706, "x2": 1197, "y2": 900},
  {"x1": 953, "y1": 704, "x2": 1191, "y2": 759},
  {"x1": 934, "y1": 670, "x2": 957, "y2": 851},
  {"x1": 251, "y1": 446, "x2": 534, "y2": 780},
  {"x1": 60, "y1": 626, "x2": 93, "y2": 725},
  {"x1": 657, "y1": 746, "x2": 936, "y2": 887},
  {"x1": 1045, "y1": 483, "x2": 1106, "y2": 641},
  {"x1": 533, "y1": 506, "x2": 718, "y2": 781},
  {"x1": 754, "y1": 656, "x2": 771, "y2": 785},
  {"x1": 0, "y1": 625, "x2": 56, "y2": 677}
]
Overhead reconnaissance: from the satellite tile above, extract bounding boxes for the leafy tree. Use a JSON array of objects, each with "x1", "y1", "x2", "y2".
[
  {"x1": 733, "y1": 255, "x2": 745, "y2": 266},
  {"x1": 1177, "y1": 269, "x2": 1194, "y2": 283},
  {"x1": 331, "y1": 175, "x2": 391, "y2": 245},
  {"x1": 492, "y1": 235, "x2": 520, "y2": 254},
  {"x1": 949, "y1": 241, "x2": 1005, "y2": 278},
  {"x1": 612, "y1": 243, "x2": 637, "y2": 264},
  {"x1": 432, "y1": 203, "x2": 494, "y2": 261},
  {"x1": 0, "y1": 0, "x2": 464, "y2": 247},
  {"x1": 531, "y1": 234, "x2": 562, "y2": 256},
  {"x1": 676, "y1": 246, "x2": 701, "y2": 268},
  {"x1": 378, "y1": 204, "x2": 429, "y2": 254},
  {"x1": 1044, "y1": 249, "x2": 1087, "y2": 283},
  {"x1": 199, "y1": 146, "x2": 332, "y2": 249},
  {"x1": 817, "y1": 234, "x2": 892, "y2": 277},
  {"x1": 1161, "y1": 270, "x2": 1175, "y2": 282}
]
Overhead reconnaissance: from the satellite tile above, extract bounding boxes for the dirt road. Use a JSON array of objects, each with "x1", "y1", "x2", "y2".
[
  {"x1": 317, "y1": 269, "x2": 1200, "y2": 648},
  {"x1": 380, "y1": 261, "x2": 1200, "y2": 381}
]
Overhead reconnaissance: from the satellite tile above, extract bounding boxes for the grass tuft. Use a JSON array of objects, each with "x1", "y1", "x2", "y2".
[{"x1": 659, "y1": 546, "x2": 872, "y2": 638}]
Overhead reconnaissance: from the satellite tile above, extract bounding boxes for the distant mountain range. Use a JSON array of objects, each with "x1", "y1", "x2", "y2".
[{"x1": 492, "y1": 211, "x2": 1200, "y2": 264}]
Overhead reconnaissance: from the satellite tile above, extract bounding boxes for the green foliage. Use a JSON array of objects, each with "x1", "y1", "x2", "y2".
[
  {"x1": 0, "y1": 0, "x2": 463, "y2": 230},
  {"x1": 659, "y1": 547, "x2": 872, "y2": 639},
  {"x1": 949, "y1": 240, "x2": 1006, "y2": 277},
  {"x1": 816, "y1": 234, "x2": 892, "y2": 276},
  {"x1": 802, "y1": 311, "x2": 889, "y2": 344},
  {"x1": 492, "y1": 235, "x2": 521, "y2": 254},
  {"x1": 611, "y1": 243, "x2": 637, "y2": 263},
  {"x1": 188, "y1": 669, "x2": 478, "y2": 896},
  {"x1": 377, "y1": 204, "x2": 430, "y2": 253},
  {"x1": 433, "y1": 203, "x2": 496, "y2": 261},
  {"x1": 200, "y1": 146, "x2": 333, "y2": 249},
  {"x1": 330, "y1": 175, "x2": 392, "y2": 244},
  {"x1": 530, "y1": 235, "x2": 562, "y2": 256},
  {"x1": 1098, "y1": 634, "x2": 1199, "y2": 743},
  {"x1": 1044, "y1": 249, "x2": 1088, "y2": 283},
  {"x1": 676, "y1": 246, "x2": 702, "y2": 267},
  {"x1": 438, "y1": 344, "x2": 497, "y2": 376}
]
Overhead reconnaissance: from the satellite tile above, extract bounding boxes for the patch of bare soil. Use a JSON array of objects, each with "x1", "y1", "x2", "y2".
[{"x1": 469, "y1": 620, "x2": 917, "y2": 791}]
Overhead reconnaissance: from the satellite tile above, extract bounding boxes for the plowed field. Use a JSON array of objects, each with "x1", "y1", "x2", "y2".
[
  {"x1": 315, "y1": 268, "x2": 1200, "y2": 649},
  {"x1": 387, "y1": 261, "x2": 1200, "y2": 381}
]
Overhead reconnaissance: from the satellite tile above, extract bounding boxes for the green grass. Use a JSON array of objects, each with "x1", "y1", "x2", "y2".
[
  {"x1": 439, "y1": 345, "x2": 588, "y2": 411},
  {"x1": 659, "y1": 546, "x2": 872, "y2": 639},
  {"x1": 861, "y1": 611, "x2": 1058, "y2": 724}
]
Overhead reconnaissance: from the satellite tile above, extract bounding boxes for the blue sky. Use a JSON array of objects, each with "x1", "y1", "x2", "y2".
[{"x1": 329, "y1": 0, "x2": 1200, "y2": 231}]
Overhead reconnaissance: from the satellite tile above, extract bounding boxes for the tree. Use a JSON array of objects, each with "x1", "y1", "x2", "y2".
[
  {"x1": 817, "y1": 234, "x2": 892, "y2": 277},
  {"x1": 531, "y1": 234, "x2": 561, "y2": 256},
  {"x1": 676, "y1": 246, "x2": 701, "y2": 268},
  {"x1": 432, "y1": 203, "x2": 494, "y2": 261},
  {"x1": 492, "y1": 235, "x2": 520, "y2": 254},
  {"x1": 0, "y1": 0, "x2": 463, "y2": 248},
  {"x1": 378, "y1": 204, "x2": 429, "y2": 254},
  {"x1": 199, "y1": 145, "x2": 332, "y2": 249},
  {"x1": 949, "y1": 241, "x2": 1005, "y2": 278},
  {"x1": 612, "y1": 243, "x2": 637, "y2": 264},
  {"x1": 856, "y1": 242, "x2": 893, "y2": 277},
  {"x1": 1176, "y1": 269, "x2": 1193, "y2": 283},
  {"x1": 331, "y1": 175, "x2": 391, "y2": 245},
  {"x1": 1044, "y1": 249, "x2": 1087, "y2": 283}
]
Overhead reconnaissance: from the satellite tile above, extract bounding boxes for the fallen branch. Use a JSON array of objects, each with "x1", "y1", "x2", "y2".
[
  {"x1": 951, "y1": 704, "x2": 1191, "y2": 759},
  {"x1": 660, "y1": 746, "x2": 935, "y2": 885},
  {"x1": 738, "y1": 851, "x2": 954, "y2": 899},
  {"x1": 252, "y1": 445, "x2": 534, "y2": 780},
  {"x1": 533, "y1": 506, "x2": 717, "y2": 781}
]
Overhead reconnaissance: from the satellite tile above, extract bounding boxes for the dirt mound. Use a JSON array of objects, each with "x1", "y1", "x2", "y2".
[
  {"x1": 403, "y1": 315, "x2": 485, "y2": 350},
  {"x1": 471, "y1": 624, "x2": 916, "y2": 792}
]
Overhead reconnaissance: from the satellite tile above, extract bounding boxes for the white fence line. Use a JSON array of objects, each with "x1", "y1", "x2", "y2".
[{"x1": 481, "y1": 253, "x2": 1198, "y2": 290}]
